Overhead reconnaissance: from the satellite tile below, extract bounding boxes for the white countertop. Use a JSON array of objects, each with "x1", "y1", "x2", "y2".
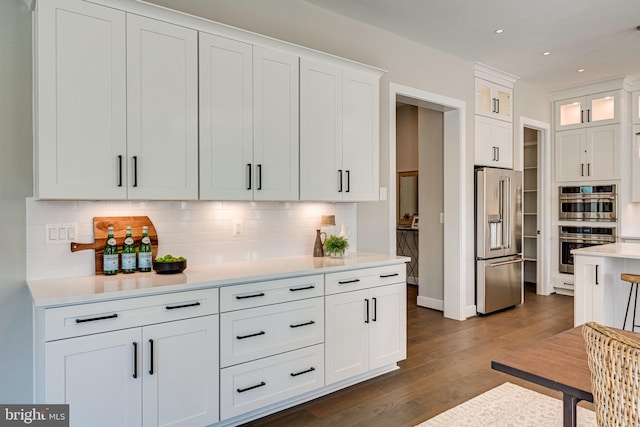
[
  {"x1": 571, "y1": 242, "x2": 640, "y2": 260},
  {"x1": 27, "y1": 252, "x2": 409, "y2": 307}
]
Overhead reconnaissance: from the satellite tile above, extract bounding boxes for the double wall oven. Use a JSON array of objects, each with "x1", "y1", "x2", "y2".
[{"x1": 559, "y1": 185, "x2": 617, "y2": 274}]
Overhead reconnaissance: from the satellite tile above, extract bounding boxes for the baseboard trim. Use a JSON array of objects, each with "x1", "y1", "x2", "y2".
[{"x1": 416, "y1": 295, "x2": 443, "y2": 311}]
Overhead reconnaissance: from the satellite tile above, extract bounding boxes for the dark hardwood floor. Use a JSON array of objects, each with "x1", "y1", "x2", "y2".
[{"x1": 243, "y1": 283, "x2": 577, "y2": 427}]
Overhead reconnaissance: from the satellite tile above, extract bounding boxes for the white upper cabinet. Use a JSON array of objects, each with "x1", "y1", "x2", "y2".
[
  {"x1": 35, "y1": 0, "x2": 127, "y2": 199},
  {"x1": 252, "y1": 47, "x2": 300, "y2": 201},
  {"x1": 126, "y1": 15, "x2": 198, "y2": 200},
  {"x1": 199, "y1": 33, "x2": 253, "y2": 200},
  {"x1": 555, "y1": 125, "x2": 619, "y2": 182},
  {"x1": 554, "y1": 91, "x2": 620, "y2": 131},
  {"x1": 35, "y1": 0, "x2": 198, "y2": 200},
  {"x1": 199, "y1": 35, "x2": 299, "y2": 201},
  {"x1": 475, "y1": 79, "x2": 513, "y2": 122},
  {"x1": 300, "y1": 58, "x2": 380, "y2": 201},
  {"x1": 474, "y1": 116, "x2": 513, "y2": 169}
]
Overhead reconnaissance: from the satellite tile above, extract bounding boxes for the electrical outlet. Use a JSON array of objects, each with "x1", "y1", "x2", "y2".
[
  {"x1": 232, "y1": 219, "x2": 243, "y2": 237},
  {"x1": 46, "y1": 223, "x2": 77, "y2": 244}
]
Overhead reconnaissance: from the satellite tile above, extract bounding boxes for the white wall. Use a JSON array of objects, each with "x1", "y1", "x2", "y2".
[{"x1": 0, "y1": 0, "x2": 33, "y2": 403}]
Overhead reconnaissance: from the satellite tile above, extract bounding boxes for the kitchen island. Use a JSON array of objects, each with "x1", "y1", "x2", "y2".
[{"x1": 572, "y1": 243, "x2": 640, "y2": 328}]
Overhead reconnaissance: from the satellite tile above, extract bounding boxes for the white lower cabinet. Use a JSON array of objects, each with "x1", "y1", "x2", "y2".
[
  {"x1": 325, "y1": 266, "x2": 407, "y2": 385},
  {"x1": 220, "y1": 344, "x2": 324, "y2": 419},
  {"x1": 41, "y1": 289, "x2": 219, "y2": 427}
]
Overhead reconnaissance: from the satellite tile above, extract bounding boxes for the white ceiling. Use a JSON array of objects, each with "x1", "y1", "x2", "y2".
[{"x1": 304, "y1": 0, "x2": 640, "y2": 91}]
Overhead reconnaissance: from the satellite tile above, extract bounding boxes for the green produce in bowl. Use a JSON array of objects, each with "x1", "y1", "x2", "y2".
[{"x1": 155, "y1": 254, "x2": 186, "y2": 263}]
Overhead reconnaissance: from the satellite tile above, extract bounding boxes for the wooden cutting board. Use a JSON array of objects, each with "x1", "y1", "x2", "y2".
[{"x1": 71, "y1": 216, "x2": 159, "y2": 275}]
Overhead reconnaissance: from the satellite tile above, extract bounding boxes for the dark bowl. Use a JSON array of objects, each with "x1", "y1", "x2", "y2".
[{"x1": 153, "y1": 260, "x2": 187, "y2": 274}]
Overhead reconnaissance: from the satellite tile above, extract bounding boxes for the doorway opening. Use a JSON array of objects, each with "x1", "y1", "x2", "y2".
[{"x1": 389, "y1": 83, "x2": 468, "y2": 321}]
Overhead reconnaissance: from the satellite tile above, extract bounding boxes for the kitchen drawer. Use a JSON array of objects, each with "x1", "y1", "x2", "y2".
[
  {"x1": 44, "y1": 288, "x2": 218, "y2": 341},
  {"x1": 220, "y1": 297, "x2": 324, "y2": 367},
  {"x1": 220, "y1": 275, "x2": 324, "y2": 312},
  {"x1": 325, "y1": 264, "x2": 406, "y2": 295},
  {"x1": 220, "y1": 344, "x2": 324, "y2": 420}
]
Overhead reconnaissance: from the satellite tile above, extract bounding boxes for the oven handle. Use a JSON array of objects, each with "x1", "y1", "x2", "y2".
[
  {"x1": 559, "y1": 195, "x2": 616, "y2": 201},
  {"x1": 559, "y1": 236, "x2": 615, "y2": 243},
  {"x1": 487, "y1": 258, "x2": 523, "y2": 268}
]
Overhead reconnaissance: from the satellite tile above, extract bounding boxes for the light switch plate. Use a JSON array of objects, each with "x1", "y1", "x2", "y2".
[{"x1": 46, "y1": 223, "x2": 77, "y2": 244}]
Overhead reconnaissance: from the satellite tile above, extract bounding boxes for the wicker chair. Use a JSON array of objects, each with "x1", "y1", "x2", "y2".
[{"x1": 583, "y1": 322, "x2": 640, "y2": 426}]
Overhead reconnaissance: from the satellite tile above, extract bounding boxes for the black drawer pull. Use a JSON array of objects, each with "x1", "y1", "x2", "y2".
[
  {"x1": 165, "y1": 302, "x2": 200, "y2": 310},
  {"x1": 148, "y1": 339, "x2": 154, "y2": 375},
  {"x1": 290, "y1": 285, "x2": 315, "y2": 292},
  {"x1": 237, "y1": 331, "x2": 266, "y2": 340},
  {"x1": 380, "y1": 273, "x2": 399, "y2": 278},
  {"x1": 236, "y1": 293, "x2": 265, "y2": 300},
  {"x1": 290, "y1": 320, "x2": 315, "y2": 329},
  {"x1": 132, "y1": 342, "x2": 138, "y2": 379},
  {"x1": 76, "y1": 313, "x2": 118, "y2": 324},
  {"x1": 338, "y1": 279, "x2": 360, "y2": 285},
  {"x1": 237, "y1": 381, "x2": 266, "y2": 393},
  {"x1": 290, "y1": 367, "x2": 315, "y2": 377}
]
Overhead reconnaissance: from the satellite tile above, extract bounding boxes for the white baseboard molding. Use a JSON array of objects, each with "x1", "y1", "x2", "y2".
[
  {"x1": 465, "y1": 305, "x2": 478, "y2": 318},
  {"x1": 416, "y1": 295, "x2": 443, "y2": 311}
]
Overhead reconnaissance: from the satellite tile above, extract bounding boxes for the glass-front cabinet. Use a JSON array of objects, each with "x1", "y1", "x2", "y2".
[
  {"x1": 475, "y1": 79, "x2": 512, "y2": 122},
  {"x1": 554, "y1": 91, "x2": 620, "y2": 131}
]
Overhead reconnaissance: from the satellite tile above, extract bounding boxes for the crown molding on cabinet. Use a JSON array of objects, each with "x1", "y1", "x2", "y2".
[
  {"x1": 473, "y1": 62, "x2": 519, "y2": 88},
  {"x1": 550, "y1": 76, "x2": 635, "y2": 101}
]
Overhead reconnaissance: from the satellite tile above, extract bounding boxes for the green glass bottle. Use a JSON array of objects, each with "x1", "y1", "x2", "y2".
[
  {"x1": 103, "y1": 226, "x2": 119, "y2": 275},
  {"x1": 121, "y1": 226, "x2": 137, "y2": 274},
  {"x1": 138, "y1": 225, "x2": 152, "y2": 272}
]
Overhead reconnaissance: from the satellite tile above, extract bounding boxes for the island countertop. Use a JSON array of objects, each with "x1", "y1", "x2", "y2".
[
  {"x1": 571, "y1": 242, "x2": 640, "y2": 260},
  {"x1": 27, "y1": 252, "x2": 410, "y2": 307}
]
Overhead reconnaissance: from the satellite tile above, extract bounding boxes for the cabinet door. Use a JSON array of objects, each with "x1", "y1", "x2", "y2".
[
  {"x1": 586, "y1": 124, "x2": 619, "y2": 181},
  {"x1": 36, "y1": 0, "x2": 127, "y2": 199},
  {"x1": 199, "y1": 33, "x2": 253, "y2": 200},
  {"x1": 555, "y1": 96, "x2": 586, "y2": 131},
  {"x1": 632, "y1": 126, "x2": 640, "y2": 202},
  {"x1": 586, "y1": 91, "x2": 619, "y2": 126},
  {"x1": 45, "y1": 328, "x2": 142, "y2": 427},
  {"x1": 475, "y1": 79, "x2": 512, "y2": 122},
  {"x1": 299, "y1": 58, "x2": 343, "y2": 201},
  {"x1": 126, "y1": 15, "x2": 198, "y2": 200},
  {"x1": 342, "y1": 69, "x2": 380, "y2": 201},
  {"x1": 555, "y1": 129, "x2": 587, "y2": 182},
  {"x1": 325, "y1": 289, "x2": 369, "y2": 384},
  {"x1": 574, "y1": 255, "x2": 604, "y2": 326},
  {"x1": 369, "y1": 283, "x2": 406, "y2": 370},
  {"x1": 475, "y1": 116, "x2": 513, "y2": 169},
  {"x1": 142, "y1": 316, "x2": 219, "y2": 427},
  {"x1": 253, "y1": 47, "x2": 299, "y2": 201}
]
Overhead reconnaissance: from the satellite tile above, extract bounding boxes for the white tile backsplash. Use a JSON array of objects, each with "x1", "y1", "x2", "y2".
[{"x1": 26, "y1": 198, "x2": 357, "y2": 279}]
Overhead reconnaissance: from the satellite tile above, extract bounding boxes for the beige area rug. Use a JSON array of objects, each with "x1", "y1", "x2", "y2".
[{"x1": 416, "y1": 382, "x2": 596, "y2": 427}]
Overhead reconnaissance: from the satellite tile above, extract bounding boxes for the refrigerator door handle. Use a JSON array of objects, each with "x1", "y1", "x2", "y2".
[
  {"x1": 487, "y1": 258, "x2": 523, "y2": 268},
  {"x1": 499, "y1": 176, "x2": 511, "y2": 250}
]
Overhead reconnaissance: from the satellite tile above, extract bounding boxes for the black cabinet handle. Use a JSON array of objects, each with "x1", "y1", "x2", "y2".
[
  {"x1": 237, "y1": 331, "x2": 266, "y2": 340},
  {"x1": 365, "y1": 298, "x2": 370, "y2": 324},
  {"x1": 132, "y1": 156, "x2": 138, "y2": 187},
  {"x1": 338, "y1": 279, "x2": 360, "y2": 285},
  {"x1": 372, "y1": 297, "x2": 377, "y2": 322},
  {"x1": 346, "y1": 170, "x2": 350, "y2": 193},
  {"x1": 587, "y1": 109, "x2": 591, "y2": 123},
  {"x1": 581, "y1": 109, "x2": 584, "y2": 123},
  {"x1": 581, "y1": 163, "x2": 584, "y2": 177},
  {"x1": 492, "y1": 98, "x2": 496, "y2": 113},
  {"x1": 165, "y1": 301, "x2": 200, "y2": 310},
  {"x1": 496, "y1": 147, "x2": 499, "y2": 161},
  {"x1": 587, "y1": 163, "x2": 591, "y2": 176},
  {"x1": 496, "y1": 98, "x2": 500, "y2": 114},
  {"x1": 257, "y1": 164, "x2": 262, "y2": 190},
  {"x1": 132, "y1": 342, "x2": 138, "y2": 379},
  {"x1": 338, "y1": 170, "x2": 343, "y2": 192},
  {"x1": 117, "y1": 155, "x2": 123, "y2": 187},
  {"x1": 290, "y1": 285, "x2": 315, "y2": 292},
  {"x1": 595, "y1": 265, "x2": 599, "y2": 285},
  {"x1": 290, "y1": 320, "x2": 315, "y2": 328},
  {"x1": 380, "y1": 273, "x2": 399, "y2": 278},
  {"x1": 75, "y1": 313, "x2": 118, "y2": 324},
  {"x1": 247, "y1": 163, "x2": 252, "y2": 190},
  {"x1": 148, "y1": 339, "x2": 154, "y2": 375},
  {"x1": 236, "y1": 293, "x2": 265, "y2": 300},
  {"x1": 237, "y1": 381, "x2": 266, "y2": 393},
  {"x1": 290, "y1": 367, "x2": 315, "y2": 377}
]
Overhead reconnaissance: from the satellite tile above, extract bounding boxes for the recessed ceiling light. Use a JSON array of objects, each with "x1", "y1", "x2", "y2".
[
  {"x1": 577, "y1": 68, "x2": 585, "y2": 73},
  {"x1": 542, "y1": 51, "x2": 550, "y2": 56},
  {"x1": 495, "y1": 29, "x2": 504, "y2": 34}
]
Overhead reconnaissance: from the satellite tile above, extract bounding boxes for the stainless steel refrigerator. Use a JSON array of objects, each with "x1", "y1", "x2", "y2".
[{"x1": 475, "y1": 167, "x2": 523, "y2": 315}]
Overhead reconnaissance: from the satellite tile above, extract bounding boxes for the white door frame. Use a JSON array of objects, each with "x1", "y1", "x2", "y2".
[
  {"x1": 389, "y1": 82, "x2": 468, "y2": 321},
  {"x1": 518, "y1": 117, "x2": 553, "y2": 295}
]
